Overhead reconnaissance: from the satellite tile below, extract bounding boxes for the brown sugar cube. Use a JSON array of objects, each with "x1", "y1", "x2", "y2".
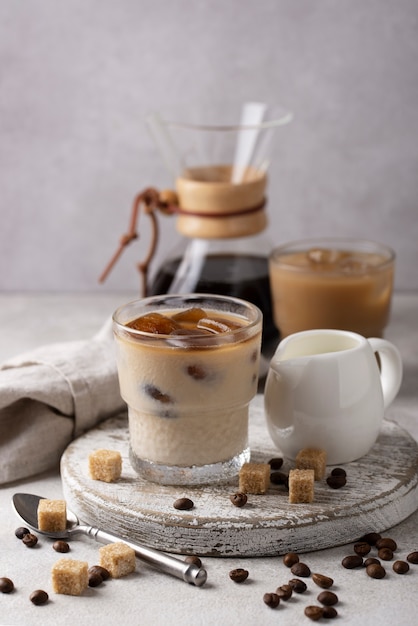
[
  {"x1": 99, "y1": 542, "x2": 136, "y2": 578},
  {"x1": 51, "y1": 558, "x2": 88, "y2": 595},
  {"x1": 289, "y1": 469, "x2": 315, "y2": 504},
  {"x1": 238, "y1": 462, "x2": 270, "y2": 494},
  {"x1": 295, "y1": 448, "x2": 327, "y2": 481},
  {"x1": 37, "y1": 499, "x2": 67, "y2": 532},
  {"x1": 88, "y1": 449, "x2": 122, "y2": 483}
]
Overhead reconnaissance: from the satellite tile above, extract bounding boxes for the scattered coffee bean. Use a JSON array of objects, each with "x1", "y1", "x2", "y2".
[
  {"x1": 29, "y1": 589, "x2": 48, "y2": 605},
  {"x1": 322, "y1": 606, "x2": 338, "y2": 619},
  {"x1": 288, "y1": 578, "x2": 307, "y2": 593},
  {"x1": 88, "y1": 572, "x2": 104, "y2": 587},
  {"x1": 53, "y1": 540, "x2": 70, "y2": 553},
  {"x1": 270, "y1": 471, "x2": 289, "y2": 487},
  {"x1": 268, "y1": 457, "x2": 283, "y2": 470},
  {"x1": 326, "y1": 474, "x2": 346, "y2": 489},
  {"x1": 393, "y1": 560, "x2": 409, "y2": 574},
  {"x1": 330, "y1": 467, "x2": 346, "y2": 477},
  {"x1": 184, "y1": 555, "x2": 202, "y2": 567},
  {"x1": 22, "y1": 533, "x2": 38, "y2": 548},
  {"x1": 263, "y1": 592, "x2": 280, "y2": 608},
  {"x1": 364, "y1": 557, "x2": 380, "y2": 567},
  {"x1": 173, "y1": 497, "x2": 194, "y2": 511},
  {"x1": 342, "y1": 555, "x2": 363, "y2": 569},
  {"x1": 312, "y1": 573, "x2": 333, "y2": 589},
  {"x1": 283, "y1": 552, "x2": 299, "y2": 567},
  {"x1": 304, "y1": 605, "x2": 324, "y2": 621},
  {"x1": 229, "y1": 568, "x2": 249, "y2": 583},
  {"x1": 360, "y1": 532, "x2": 381, "y2": 545},
  {"x1": 378, "y1": 547, "x2": 393, "y2": 561},
  {"x1": 366, "y1": 563, "x2": 386, "y2": 579},
  {"x1": 376, "y1": 537, "x2": 397, "y2": 552},
  {"x1": 291, "y1": 562, "x2": 311, "y2": 577},
  {"x1": 88, "y1": 565, "x2": 110, "y2": 581},
  {"x1": 354, "y1": 541, "x2": 371, "y2": 556},
  {"x1": 407, "y1": 551, "x2": 418, "y2": 564},
  {"x1": 276, "y1": 584, "x2": 292, "y2": 600},
  {"x1": 229, "y1": 492, "x2": 247, "y2": 507},
  {"x1": 15, "y1": 526, "x2": 30, "y2": 539},
  {"x1": 317, "y1": 591, "x2": 338, "y2": 606},
  {"x1": 0, "y1": 577, "x2": 14, "y2": 593}
]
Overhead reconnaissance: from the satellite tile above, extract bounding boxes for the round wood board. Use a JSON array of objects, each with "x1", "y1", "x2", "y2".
[{"x1": 61, "y1": 396, "x2": 418, "y2": 557}]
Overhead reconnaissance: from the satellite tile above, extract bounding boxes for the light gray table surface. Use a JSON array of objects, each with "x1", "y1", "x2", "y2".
[{"x1": 0, "y1": 291, "x2": 417, "y2": 626}]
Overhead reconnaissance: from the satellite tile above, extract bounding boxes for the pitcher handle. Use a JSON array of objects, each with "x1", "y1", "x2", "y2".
[{"x1": 367, "y1": 337, "x2": 403, "y2": 408}]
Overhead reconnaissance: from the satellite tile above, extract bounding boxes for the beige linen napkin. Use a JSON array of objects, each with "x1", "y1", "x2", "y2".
[{"x1": 0, "y1": 319, "x2": 126, "y2": 484}]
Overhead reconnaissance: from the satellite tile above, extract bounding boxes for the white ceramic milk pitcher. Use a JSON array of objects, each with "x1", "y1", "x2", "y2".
[{"x1": 264, "y1": 329, "x2": 403, "y2": 465}]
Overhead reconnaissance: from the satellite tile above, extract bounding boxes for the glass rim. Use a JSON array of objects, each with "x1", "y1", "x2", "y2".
[
  {"x1": 147, "y1": 109, "x2": 293, "y2": 133},
  {"x1": 269, "y1": 237, "x2": 395, "y2": 273},
  {"x1": 112, "y1": 293, "x2": 263, "y2": 341}
]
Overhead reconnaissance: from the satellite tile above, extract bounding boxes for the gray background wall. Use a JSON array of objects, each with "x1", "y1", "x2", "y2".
[{"x1": 1, "y1": 0, "x2": 417, "y2": 293}]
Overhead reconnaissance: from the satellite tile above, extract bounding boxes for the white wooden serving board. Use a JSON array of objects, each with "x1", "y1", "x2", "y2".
[{"x1": 61, "y1": 396, "x2": 418, "y2": 557}]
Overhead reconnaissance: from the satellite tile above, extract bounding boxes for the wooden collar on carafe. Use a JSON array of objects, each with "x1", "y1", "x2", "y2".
[{"x1": 174, "y1": 165, "x2": 268, "y2": 239}]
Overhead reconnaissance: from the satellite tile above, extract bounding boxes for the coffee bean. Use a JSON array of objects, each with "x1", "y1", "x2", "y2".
[
  {"x1": 0, "y1": 577, "x2": 14, "y2": 593},
  {"x1": 229, "y1": 492, "x2": 247, "y2": 507},
  {"x1": 342, "y1": 555, "x2": 363, "y2": 569},
  {"x1": 229, "y1": 568, "x2": 249, "y2": 583},
  {"x1": 317, "y1": 591, "x2": 338, "y2": 606},
  {"x1": 15, "y1": 527, "x2": 30, "y2": 539},
  {"x1": 322, "y1": 606, "x2": 338, "y2": 619},
  {"x1": 354, "y1": 541, "x2": 371, "y2": 556},
  {"x1": 330, "y1": 467, "x2": 346, "y2": 477},
  {"x1": 393, "y1": 560, "x2": 409, "y2": 574},
  {"x1": 263, "y1": 592, "x2": 280, "y2": 608},
  {"x1": 304, "y1": 605, "x2": 324, "y2": 621},
  {"x1": 185, "y1": 555, "x2": 202, "y2": 568},
  {"x1": 326, "y1": 475, "x2": 346, "y2": 489},
  {"x1": 364, "y1": 557, "x2": 381, "y2": 567},
  {"x1": 360, "y1": 532, "x2": 381, "y2": 546},
  {"x1": 366, "y1": 563, "x2": 386, "y2": 579},
  {"x1": 283, "y1": 552, "x2": 299, "y2": 567},
  {"x1": 88, "y1": 565, "x2": 110, "y2": 581},
  {"x1": 291, "y1": 562, "x2": 311, "y2": 577},
  {"x1": 407, "y1": 551, "x2": 418, "y2": 564},
  {"x1": 270, "y1": 471, "x2": 289, "y2": 487},
  {"x1": 53, "y1": 540, "x2": 70, "y2": 553},
  {"x1": 378, "y1": 547, "x2": 393, "y2": 561},
  {"x1": 288, "y1": 578, "x2": 307, "y2": 593},
  {"x1": 269, "y1": 457, "x2": 283, "y2": 470},
  {"x1": 276, "y1": 584, "x2": 292, "y2": 600},
  {"x1": 173, "y1": 497, "x2": 194, "y2": 510},
  {"x1": 312, "y1": 572, "x2": 333, "y2": 589},
  {"x1": 376, "y1": 537, "x2": 397, "y2": 552},
  {"x1": 29, "y1": 589, "x2": 48, "y2": 605},
  {"x1": 22, "y1": 533, "x2": 38, "y2": 548},
  {"x1": 88, "y1": 572, "x2": 104, "y2": 587}
]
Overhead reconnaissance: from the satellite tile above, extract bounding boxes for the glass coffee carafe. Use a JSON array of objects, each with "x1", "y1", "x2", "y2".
[{"x1": 100, "y1": 102, "x2": 292, "y2": 368}]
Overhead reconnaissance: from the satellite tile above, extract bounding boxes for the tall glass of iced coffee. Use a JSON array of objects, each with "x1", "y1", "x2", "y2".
[{"x1": 113, "y1": 294, "x2": 262, "y2": 485}]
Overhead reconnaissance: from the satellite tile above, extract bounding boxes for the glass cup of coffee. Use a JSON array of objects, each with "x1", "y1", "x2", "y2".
[
  {"x1": 269, "y1": 238, "x2": 395, "y2": 338},
  {"x1": 112, "y1": 294, "x2": 262, "y2": 485}
]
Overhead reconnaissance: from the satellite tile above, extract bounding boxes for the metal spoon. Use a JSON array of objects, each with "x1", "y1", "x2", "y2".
[{"x1": 12, "y1": 493, "x2": 207, "y2": 587}]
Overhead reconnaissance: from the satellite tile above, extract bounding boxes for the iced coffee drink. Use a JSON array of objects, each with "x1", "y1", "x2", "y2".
[
  {"x1": 269, "y1": 239, "x2": 395, "y2": 338},
  {"x1": 113, "y1": 294, "x2": 262, "y2": 485}
]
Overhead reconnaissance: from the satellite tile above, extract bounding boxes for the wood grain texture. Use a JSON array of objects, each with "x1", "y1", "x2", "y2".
[{"x1": 61, "y1": 396, "x2": 418, "y2": 557}]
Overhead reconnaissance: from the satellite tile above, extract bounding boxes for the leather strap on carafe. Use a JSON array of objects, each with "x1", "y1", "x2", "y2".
[{"x1": 98, "y1": 187, "x2": 176, "y2": 297}]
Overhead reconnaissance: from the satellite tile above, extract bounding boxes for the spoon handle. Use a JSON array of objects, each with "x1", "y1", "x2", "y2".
[{"x1": 78, "y1": 525, "x2": 207, "y2": 586}]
